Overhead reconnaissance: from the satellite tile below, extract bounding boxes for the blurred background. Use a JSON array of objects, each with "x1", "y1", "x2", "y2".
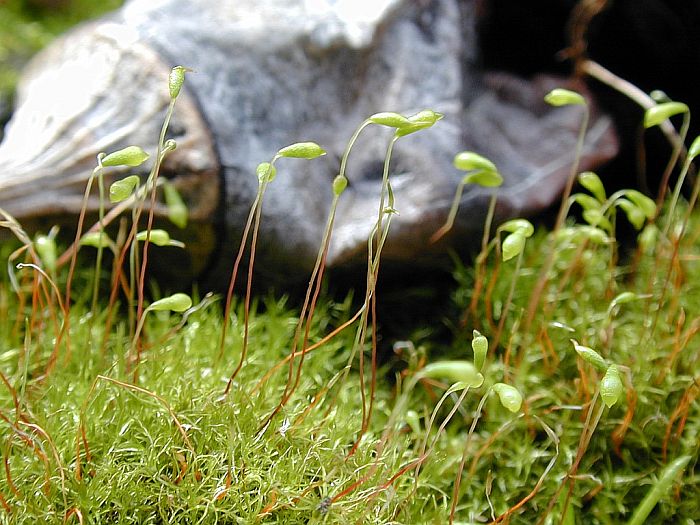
[{"x1": 0, "y1": 0, "x2": 123, "y2": 137}]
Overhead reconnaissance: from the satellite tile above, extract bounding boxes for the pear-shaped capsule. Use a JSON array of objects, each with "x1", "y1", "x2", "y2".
[
  {"x1": 600, "y1": 364, "x2": 624, "y2": 408},
  {"x1": 148, "y1": 292, "x2": 193, "y2": 313},
  {"x1": 471, "y1": 330, "x2": 488, "y2": 372},
  {"x1": 101, "y1": 146, "x2": 149, "y2": 168},
  {"x1": 492, "y1": 383, "x2": 523, "y2": 413}
]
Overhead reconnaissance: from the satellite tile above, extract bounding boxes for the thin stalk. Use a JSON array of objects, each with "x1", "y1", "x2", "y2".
[
  {"x1": 655, "y1": 111, "x2": 690, "y2": 211},
  {"x1": 129, "y1": 305, "x2": 153, "y2": 375},
  {"x1": 558, "y1": 398, "x2": 605, "y2": 524},
  {"x1": 415, "y1": 384, "x2": 478, "y2": 488},
  {"x1": 286, "y1": 197, "x2": 339, "y2": 394},
  {"x1": 662, "y1": 142, "x2": 693, "y2": 237},
  {"x1": 646, "y1": 152, "x2": 696, "y2": 341},
  {"x1": 135, "y1": 99, "x2": 177, "y2": 336},
  {"x1": 468, "y1": 192, "x2": 498, "y2": 323},
  {"x1": 450, "y1": 389, "x2": 492, "y2": 523},
  {"x1": 15, "y1": 264, "x2": 67, "y2": 375},
  {"x1": 250, "y1": 306, "x2": 364, "y2": 396},
  {"x1": 343, "y1": 136, "x2": 398, "y2": 457},
  {"x1": 89, "y1": 166, "x2": 107, "y2": 332},
  {"x1": 525, "y1": 105, "x2": 590, "y2": 332},
  {"x1": 538, "y1": 392, "x2": 605, "y2": 524},
  {"x1": 338, "y1": 121, "x2": 372, "y2": 180},
  {"x1": 263, "y1": 192, "x2": 341, "y2": 426},
  {"x1": 62, "y1": 167, "x2": 103, "y2": 362},
  {"x1": 218, "y1": 184, "x2": 263, "y2": 361},
  {"x1": 222, "y1": 177, "x2": 270, "y2": 395},
  {"x1": 430, "y1": 179, "x2": 467, "y2": 243},
  {"x1": 581, "y1": 59, "x2": 687, "y2": 174},
  {"x1": 491, "y1": 242, "x2": 525, "y2": 352},
  {"x1": 256, "y1": 119, "x2": 372, "y2": 409}
]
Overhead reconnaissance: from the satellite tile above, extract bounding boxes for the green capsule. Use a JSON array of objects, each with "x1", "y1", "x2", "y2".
[
  {"x1": 163, "y1": 181, "x2": 188, "y2": 228},
  {"x1": 610, "y1": 292, "x2": 638, "y2": 307},
  {"x1": 499, "y1": 218, "x2": 534, "y2": 238},
  {"x1": 623, "y1": 190, "x2": 656, "y2": 219},
  {"x1": 34, "y1": 234, "x2": 57, "y2": 274},
  {"x1": 616, "y1": 199, "x2": 646, "y2": 230},
  {"x1": 600, "y1": 364, "x2": 623, "y2": 408},
  {"x1": 643, "y1": 102, "x2": 689, "y2": 128},
  {"x1": 101, "y1": 146, "x2": 149, "y2": 168},
  {"x1": 638, "y1": 223, "x2": 659, "y2": 252},
  {"x1": 135, "y1": 229, "x2": 172, "y2": 246},
  {"x1": 368, "y1": 112, "x2": 411, "y2": 128},
  {"x1": 169, "y1": 66, "x2": 188, "y2": 100},
  {"x1": 578, "y1": 171, "x2": 606, "y2": 203},
  {"x1": 277, "y1": 142, "x2": 327, "y2": 159},
  {"x1": 134, "y1": 229, "x2": 184, "y2": 248},
  {"x1": 394, "y1": 109, "x2": 444, "y2": 137},
  {"x1": 582, "y1": 208, "x2": 612, "y2": 231},
  {"x1": 332, "y1": 175, "x2": 348, "y2": 196},
  {"x1": 419, "y1": 360, "x2": 484, "y2": 388},
  {"x1": 573, "y1": 193, "x2": 602, "y2": 212},
  {"x1": 471, "y1": 330, "x2": 488, "y2": 372},
  {"x1": 453, "y1": 151, "x2": 498, "y2": 173},
  {"x1": 80, "y1": 231, "x2": 112, "y2": 249},
  {"x1": 149, "y1": 293, "x2": 192, "y2": 313},
  {"x1": 544, "y1": 88, "x2": 586, "y2": 107},
  {"x1": 502, "y1": 231, "x2": 526, "y2": 262},
  {"x1": 571, "y1": 339, "x2": 607, "y2": 372},
  {"x1": 256, "y1": 162, "x2": 277, "y2": 184},
  {"x1": 689, "y1": 135, "x2": 700, "y2": 161},
  {"x1": 461, "y1": 170, "x2": 503, "y2": 188},
  {"x1": 109, "y1": 175, "x2": 140, "y2": 203},
  {"x1": 492, "y1": 383, "x2": 523, "y2": 413}
]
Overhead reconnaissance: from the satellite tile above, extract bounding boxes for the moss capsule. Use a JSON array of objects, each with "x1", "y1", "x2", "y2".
[
  {"x1": 600, "y1": 364, "x2": 623, "y2": 408},
  {"x1": 101, "y1": 146, "x2": 149, "y2": 168},
  {"x1": 492, "y1": 383, "x2": 523, "y2": 413},
  {"x1": 471, "y1": 330, "x2": 488, "y2": 372}
]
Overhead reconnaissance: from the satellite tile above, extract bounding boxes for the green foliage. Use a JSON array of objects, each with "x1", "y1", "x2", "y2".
[
  {"x1": 452, "y1": 194, "x2": 700, "y2": 524},
  {"x1": 0, "y1": 15, "x2": 698, "y2": 521}
]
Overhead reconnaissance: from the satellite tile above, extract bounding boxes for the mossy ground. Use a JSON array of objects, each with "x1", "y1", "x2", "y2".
[
  {"x1": 1, "y1": 199, "x2": 698, "y2": 523},
  {"x1": 0, "y1": 2, "x2": 698, "y2": 524}
]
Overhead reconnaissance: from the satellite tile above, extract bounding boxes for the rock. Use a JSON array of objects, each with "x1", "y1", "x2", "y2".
[{"x1": 0, "y1": 0, "x2": 618, "y2": 287}]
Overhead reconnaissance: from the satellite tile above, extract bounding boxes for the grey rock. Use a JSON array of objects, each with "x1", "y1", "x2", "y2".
[{"x1": 0, "y1": 0, "x2": 618, "y2": 286}]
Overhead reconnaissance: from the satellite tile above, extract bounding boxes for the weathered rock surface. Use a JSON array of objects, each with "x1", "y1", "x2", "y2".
[{"x1": 0, "y1": 0, "x2": 618, "y2": 287}]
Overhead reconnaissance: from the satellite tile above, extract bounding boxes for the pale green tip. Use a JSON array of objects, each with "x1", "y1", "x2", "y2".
[
  {"x1": 492, "y1": 383, "x2": 523, "y2": 413},
  {"x1": 571, "y1": 339, "x2": 608, "y2": 372},
  {"x1": 109, "y1": 175, "x2": 140, "y2": 203},
  {"x1": 643, "y1": 101, "x2": 689, "y2": 129},
  {"x1": 169, "y1": 66, "x2": 189, "y2": 100},
  {"x1": 277, "y1": 142, "x2": 327, "y2": 159},
  {"x1": 149, "y1": 293, "x2": 193, "y2": 313},
  {"x1": 101, "y1": 146, "x2": 149, "y2": 168},
  {"x1": 544, "y1": 88, "x2": 586, "y2": 107},
  {"x1": 501, "y1": 231, "x2": 526, "y2": 262},
  {"x1": 600, "y1": 364, "x2": 624, "y2": 408}
]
